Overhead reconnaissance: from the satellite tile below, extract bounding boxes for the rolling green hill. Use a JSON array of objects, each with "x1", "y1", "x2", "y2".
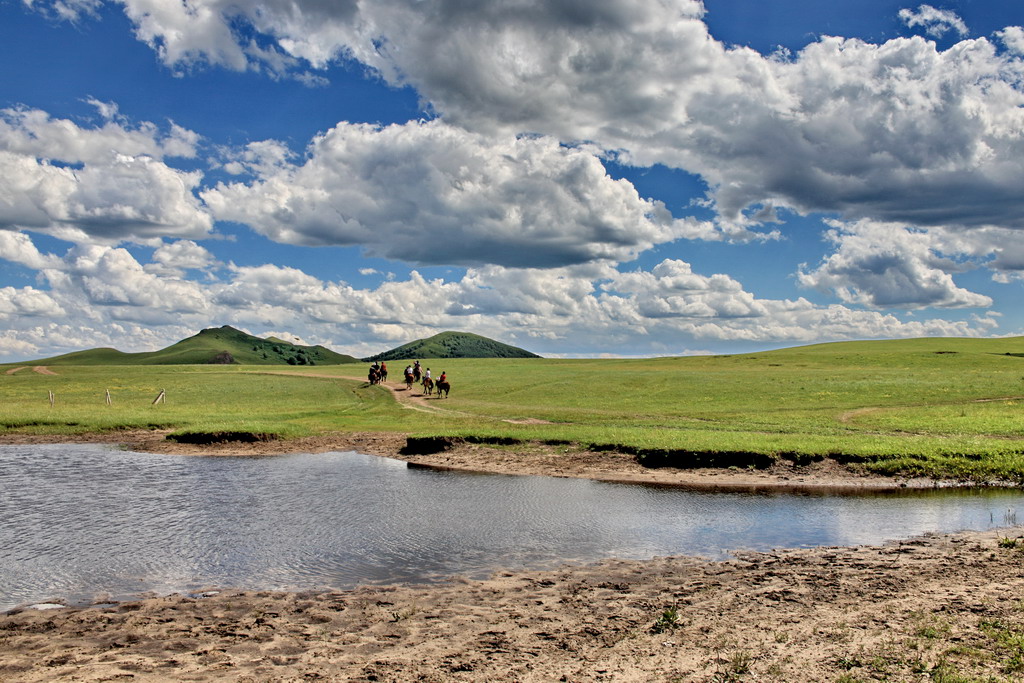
[
  {"x1": 32, "y1": 326, "x2": 358, "y2": 366},
  {"x1": 362, "y1": 331, "x2": 541, "y2": 362}
]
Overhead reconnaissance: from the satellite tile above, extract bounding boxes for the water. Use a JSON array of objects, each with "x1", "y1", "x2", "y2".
[{"x1": 1, "y1": 443, "x2": 1022, "y2": 610}]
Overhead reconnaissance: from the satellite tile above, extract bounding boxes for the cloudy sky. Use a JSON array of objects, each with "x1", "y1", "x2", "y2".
[{"x1": 1, "y1": 0, "x2": 1023, "y2": 360}]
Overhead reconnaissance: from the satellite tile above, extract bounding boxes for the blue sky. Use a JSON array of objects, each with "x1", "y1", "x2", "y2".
[{"x1": 1, "y1": 0, "x2": 1023, "y2": 360}]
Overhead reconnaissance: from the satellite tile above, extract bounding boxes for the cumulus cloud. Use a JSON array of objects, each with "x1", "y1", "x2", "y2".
[
  {"x1": 899, "y1": 5, "x2": 969, "y2": 38},
  {"x1": 0, "y1": 286, "x2": 65, "y2": 319},
  {"x1": 0, "y1": 230, "x2": 62, "y2": 270},
  {"x1": 998, "y1": 26, "x2": 1024, "y2": 55},
  {"x1": 9, "y1": 2, "x2": 1024, "y2": 357},
  {"x1": 608, "y1": 260, "x2": 764, "y2": 319},
  {"x1": 53, "y1": 243, "x2": 212, "y2": 319},
  {"x1": 0, "y1": 229, "x2": 1003, "y2": 362},
  {"x1": 203, "y1": 120, "x2": 715, "y2": 268},
  {"x1": 797, "y1": 219, "x2": 992, "y2": 309},
  {"x1": 151, "y1": 239, "x2": 217, "y2": 273},
  {"x1": 916, "y1": 224, "x2": 1024, "y2": 283},
  {"x1": 0, "y1": 108, "x2": 212, "y2": 243},
  {"x1": 34, "y1": 0, "x2": 1024, "y2": 238},
  {"x1": 0, "y1": 106, "x2": 198, "y2": 162}
]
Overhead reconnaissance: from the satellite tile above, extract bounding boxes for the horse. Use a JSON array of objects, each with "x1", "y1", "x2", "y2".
[
  {"x1": 435, "y1": 380, "x2": 450, "y2": 398},
  {"x1": 405, "y1": 371, "x2": 415, "y2": 390},
  {"x1": 413, "y1": 365, "x2": 422, "y2": 382},
  {"x1": 367, "y1": 367, "x2": 380, "y2": 385},
  {"x1": 380, "y1": 366, "x2": 388, "y2": 382},
  {"x1": 422, "y1": 376, "x2": 434, "y2": 395}
]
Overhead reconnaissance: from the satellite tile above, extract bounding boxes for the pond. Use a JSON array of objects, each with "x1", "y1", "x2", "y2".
[{"x1": 1, "y1": 444, "x2": 1022, "y2": 611}]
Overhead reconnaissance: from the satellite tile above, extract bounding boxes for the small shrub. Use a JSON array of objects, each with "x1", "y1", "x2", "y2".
[{"x1": 651, "y1": 606, "x2": 681, "y2": 634}]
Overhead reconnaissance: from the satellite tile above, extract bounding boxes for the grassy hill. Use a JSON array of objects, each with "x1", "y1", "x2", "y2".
[
  {"x1": 362, "y1": 331, "x2": 541, "y2": 362},
  {"x1": 33, "y1": 326, "x2": 358, "y2": 366}
]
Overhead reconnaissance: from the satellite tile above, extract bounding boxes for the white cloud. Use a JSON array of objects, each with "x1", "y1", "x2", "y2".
[
  {"x1": 899, "y1": 5, "x2": 969, "y2": 38},
  {"x1": 920, "y1": 224, "x2": 1024, "y2": 283},
  {"x1": 797, "y1": 219, "x2": 993, "y2": 309},
  {"x1": 215, "y1": 139, "x2": 294, "y2": 177},
  {"x1": 151, "y1": 239, "x2": 217, "y2": 273},
  {"x1": 998, "y1": 27, "x2": 1024, "y2": 55},
  {"x1": 22, "y1": 0, "x2": 100, "y2": 22},
  {"x1": 42, "y1": 0, "x2": 1024, "y2": 239},
  {"x1": 203, "y1": 120, "x2": 711, "y2": 268},
  {"x1": 121, "y1": 0, "x2": 251, "y2": 72},
  {"x1": 0, "y1": 108, "x2": 212, "y2": 243},
  {"x1": 0, "y1": 286, "x2": 65, "y2": 319},
  {"x1": 607, "y1": 260, "x2": 764, "y2": 319},
  {"x1": 0, "y1": 106, "x2": 198, "y2": 162},
  {"x1": 0, "y1": 230, "x2": 1003, "y2": 362},
  {"x1": 7, "y1": 1, "x2": 1024, "y2": 356},
  {"x1": 58, "y1": 244, "x2": 212, "y2": 318},
  {"x1": 0, "y1": 230, "x2": 61, "y2": 270}
]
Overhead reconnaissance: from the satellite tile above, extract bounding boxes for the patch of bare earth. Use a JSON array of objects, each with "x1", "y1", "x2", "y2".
[
  {"x1": 395, "y1": 440, "x2": 943, "y2": 492},
  {"x1": 3, "y1": 529, "x2": 1023, "y2": 681},
  {"x1": 0, "y1": 426, "x2": 944, "y2": 491}
]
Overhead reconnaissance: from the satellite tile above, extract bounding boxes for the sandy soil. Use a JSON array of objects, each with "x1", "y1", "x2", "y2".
[{"x1": 3, "y1": 528, "x2": 1024, "y2": 681}]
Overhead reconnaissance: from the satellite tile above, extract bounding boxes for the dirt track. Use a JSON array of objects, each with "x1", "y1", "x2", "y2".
[{"x1": 4, "y1": 366, "x2": 56, "y2": 376}]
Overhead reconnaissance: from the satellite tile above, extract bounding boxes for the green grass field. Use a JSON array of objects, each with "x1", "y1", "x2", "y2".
[{"x1": 3, "y1": 336, "x2": 1024, "y2": 481}]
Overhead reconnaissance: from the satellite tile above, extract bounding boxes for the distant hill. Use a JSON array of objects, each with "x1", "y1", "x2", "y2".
[
  {"x1": 362, "y1": 331, "x2": 541, "y2": 362},
  {"x1": 32, "y1": 326, "x2": 358, "y2": 366}
]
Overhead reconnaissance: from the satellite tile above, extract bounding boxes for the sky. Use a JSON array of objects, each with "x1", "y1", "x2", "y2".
[{"x1": 1, "y1": 0, "x2": 1024, "y2": 360}]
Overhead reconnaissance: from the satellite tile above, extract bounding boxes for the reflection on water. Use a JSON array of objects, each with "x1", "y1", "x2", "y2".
[{"x1": 1, "y1": 443, "x2": 1022, "y2": 610}]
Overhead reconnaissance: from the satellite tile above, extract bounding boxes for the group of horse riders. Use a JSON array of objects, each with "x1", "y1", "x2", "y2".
[{"x1": 367, "y1": 359, "x2": 450, "y2": 397}]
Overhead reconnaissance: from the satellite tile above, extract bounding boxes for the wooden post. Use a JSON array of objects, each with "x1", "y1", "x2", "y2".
[
  {"x1": 105, "y1": 389, "x2": 112, "y2": 406},
  {"x1": 48, "y1": 390, "x2": 54, "y2": 408},
  {"x1": 152, "y1": 389, "x2": 166, "y2": 405}
]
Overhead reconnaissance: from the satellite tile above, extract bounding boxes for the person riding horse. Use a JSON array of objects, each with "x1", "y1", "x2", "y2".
[{"x1": 435, "y1": 371, "x2": 450, "y2": 398}]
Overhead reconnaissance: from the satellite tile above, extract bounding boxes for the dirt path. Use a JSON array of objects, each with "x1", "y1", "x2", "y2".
[
  {"x1": 4, "y1": 366, "x2": 57, "y2": 376},
  {"x1": 260, "y1": 369, "x2": 478, "y2": 419},
  {"x1": 363, "y1": 377, "x2": 469, "y2": 416}
]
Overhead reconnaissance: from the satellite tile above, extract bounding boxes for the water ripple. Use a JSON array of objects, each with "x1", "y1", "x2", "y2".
[{"x1": 1, "y1": 444, "x2": 1022, "y2": 610}]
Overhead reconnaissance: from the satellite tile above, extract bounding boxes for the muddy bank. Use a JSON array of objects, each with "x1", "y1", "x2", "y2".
[
  {"x1": 3, "y1": 528, "x2": 1024, "y2": 681},
  {"x1": 0, "y1": 429, "x2": 960, "y2": 492}
]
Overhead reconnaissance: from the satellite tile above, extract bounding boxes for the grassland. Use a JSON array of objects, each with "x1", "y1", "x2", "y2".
[{"x1": 3, "y1": 335, "x2": 1024, "y2": 481}]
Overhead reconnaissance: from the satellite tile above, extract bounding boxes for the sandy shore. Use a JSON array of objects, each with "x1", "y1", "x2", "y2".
[
  {"x1": 3, "y1": 528, "x2": 1023, "y2": 681},
  {"x1": 3, "y1": 432, "x2": 1023, "y2": 680}
]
